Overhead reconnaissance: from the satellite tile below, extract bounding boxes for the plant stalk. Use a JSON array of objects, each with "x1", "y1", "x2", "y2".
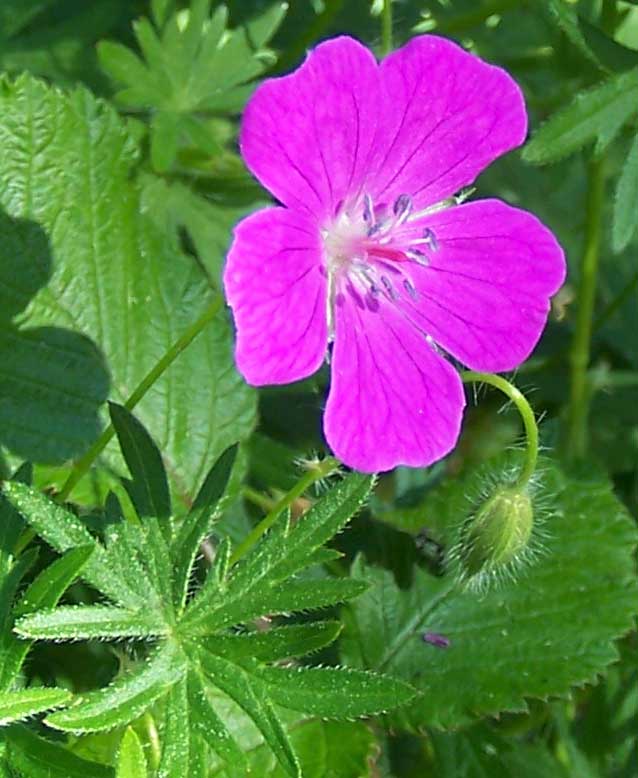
[
  {"x1": 565, "y1": 157, "x2": 606, "y2": 461},
  {"x1": 461, "y1": 371, "x2": 539, "y2": 488},
  {"x1": 57, "y1": 295, "x2": 224, "y2": 503},
  {"x1": 229, "y1": 457, "x2": 340, "y2": 566},
  {"x1": 381, "y1": 0, "x2": 393, "y2": 56}
]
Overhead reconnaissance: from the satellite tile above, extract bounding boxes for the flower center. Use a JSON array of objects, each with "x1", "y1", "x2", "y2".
[{"x1": 322, "y1": 192, "x2": 446, "y2": 338}]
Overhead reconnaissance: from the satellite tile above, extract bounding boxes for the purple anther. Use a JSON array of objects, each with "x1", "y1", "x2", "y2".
[
  {"x1": 422, "y1": 631, "x2": 450, "y2": 649},
  {"x1": 423, "y1": 227, "x2": 439, "y2": 252},
  {"x1": 403, "y1": 279, "x2": 418, "y2": 300},
  {"x1": 381, "y1": 275, "x2": 397, "y2": 299},
  {"x1": 406, "y1": 249, "x2": 429, "y2": 266},
  {"x1": 393, "y1": 194, "x2": 412, "y2": 218},
  {"x1": 363, "y1": 194, "x2": 374, "y2": 225}
]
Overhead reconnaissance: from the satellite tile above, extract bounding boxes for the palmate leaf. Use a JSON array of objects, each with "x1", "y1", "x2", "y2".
[
  {"x1": 98, "y1": 0, "x2": 287, "y2": 170},
  {"x1": 341, "y1": 458, "x2": 638, "y2": 730},
  {"x1": 522, "y1": 67, "x2": 638, "y2": 164},
  {"x1": 6, "y1": 429, "x2": 416, "y2": 776},
  {"x1": 0, "y1": 73, "x2": 256, "y2": 507}
]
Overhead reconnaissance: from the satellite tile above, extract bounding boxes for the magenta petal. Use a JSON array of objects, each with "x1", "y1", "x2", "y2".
[
  {"x1": 403, "y1": 199, "x2": 566, "y2": 372},
  {"x1": 324, "y1": 285, "x2": 465, "y2": 472},
  {"x1": 224, "y1": 207, "x2": 328, "y2": 385},
  {"x1": 240, "y1": 37, "x2": 379, "y2": 221},
  {"x1": 369, "y1": 36, "x2": 527, "y2": 210}
]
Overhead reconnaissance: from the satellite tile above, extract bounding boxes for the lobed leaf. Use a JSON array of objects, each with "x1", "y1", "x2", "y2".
[
  {"x1": 157, "y1": 681, "x2": 190, "y2": 778},
  {"x1": 341, "y1": 460, "x2": 638, "y2": 730},
  {"x1": 523, "y1": 67, "x2": 638, "y2": 164},
  {"x1": 0, "y1": 74, "x2": 255, "y2": 507}
]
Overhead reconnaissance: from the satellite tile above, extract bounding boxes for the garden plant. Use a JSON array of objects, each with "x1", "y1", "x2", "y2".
[{"x1": 0, "y1": 0, "x2": 637, "y2": 776}]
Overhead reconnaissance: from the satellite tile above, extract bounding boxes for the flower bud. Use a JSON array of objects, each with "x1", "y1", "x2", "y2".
[{"x1": 459, "y1": 486, "x2": 533, "y2": 578}]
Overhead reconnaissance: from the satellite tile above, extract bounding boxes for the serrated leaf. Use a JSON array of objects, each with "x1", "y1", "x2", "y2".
[
  {"x1": 612, "y1": 130, "x2": 638, "y2": 252},
  {"x1": 201, "y1": 621, "x2": 342, "y2": 662},
  {"x1": 255, "y1": 665, "x2": 417, "y2": 719},
  {"x1": 341, "y1": 460, "x2": 638, "y2": 729},
  {"x1": 15, "y1": 605, "x2": 169, "y2": 641},
  {"x1": 187, "y1": 671, "x2": 247, "y2": 777},
  {"x1": 0, "y1": 688, "x2": 71, "y2": 726},
  {"x1": 523, "y1": 68, "x2": 638, "y2": 164},
  {"x1": 3, "y1": 482, "x2": 142, "y2": 608},
  {"x1": 46, "y1": 643, "x2": 186, "y2": 733},
  {"x1": 98, "y1": 1, "x2": 287, "y2": 168},
  {"x1": 198, "y1": 650, "x2": 299, "y2": 778},
  {"x1": 109, "y1": 403, "x2": 171, "y2": 525},
  {"x1": 540, "y1": 0, "x2": 638, "y2": 73},
  {"x1": 15, "y1": 545, "x2": 93, "y2": 616},
  {"x1": 184, "y1": 473, "x2": 373, "y2": 631},
  {"x1": 157, "y1": 680, "x2": 190, "y2": 778},
  {"x1": 6, "y1": 725, "x2": 112, "y2": 778},
  {"x1": 0, "y1": 545, "x2": 93, "y2": 691},
  {"x1": 171, "y1": 444, "x2": 238, "y2": 612},
  {"x1": 0, "y1": 74, "x2": 255, "y2": 507},
  {"x1": 116, "y1": 728, "x2": 147, "y2": 778}
]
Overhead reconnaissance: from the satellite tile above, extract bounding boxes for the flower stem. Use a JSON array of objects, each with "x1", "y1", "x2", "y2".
[
  {"x1": 57, "y1": 294, "x2": 224, "y2": 503},
  {"x1": 229, "y1": 457, "x2": 340, "y2": 566},
  {"x1": 381, "y1": 0, "x2": 393, "y2": 56},
  {"x1": 461, "y1": 371, "x2": 539, "y2": 489},
  {"x1": 565, "y1": 157, "x2": 606, "y2": 461}
]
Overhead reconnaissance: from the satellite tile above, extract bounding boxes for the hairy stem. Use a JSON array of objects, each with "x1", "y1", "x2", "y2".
[
  {"x1": 381, "y1": 0, "x2": 393, "y2": 56},
  {"x1": 57, "y1": 294, "x2": 224, "y2": 503},
  {"x1": 230, "y1": 457, "x2": 340, "y2": 566},
  {"x1": 461, "y1": 372, "x2": 539, "y2": 488},
  {"x1": 565, "y1": 157, "x2": 606, "y2": 461}
]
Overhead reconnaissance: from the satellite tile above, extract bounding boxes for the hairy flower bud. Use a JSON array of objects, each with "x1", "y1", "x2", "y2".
[{"x1": 459, "y1": 486, "x2": 534, "y2": 578}]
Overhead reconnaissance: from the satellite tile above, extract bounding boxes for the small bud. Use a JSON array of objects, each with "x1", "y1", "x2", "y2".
[{"x1": 459, "y1": 486, "x2": 533, "y2": 579}]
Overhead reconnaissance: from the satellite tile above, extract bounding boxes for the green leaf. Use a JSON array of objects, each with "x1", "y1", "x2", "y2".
[
  {"x1": 46, "y1": 643, "x2": 186, "y2": 733},
  {"x1": 198, "y1": 650, "x2": 299, "y2": 778},
  {"x1": 184, "y1": 473, "x2": 374, "y2": 632},
  {"x1": 116, "y1": 728, "x2": 147, "y2": 778},
  {"x1": 157, "y1": 681, "x2": 190, "y2": 778},
  {"x1": 0, "y1": 545, "x2": 93, "y2": 691},
  {"x1": 0, "y1": 74, "x2": 256, "y2": 507},
  {"x1": 341, "y1": 460, "x2": 638, "y2": 730},
  {"x1": 612, "y1": 130, "x2": 638, "y2": 252},
  {"x1": 3, "y1": 482, "x2": 142, "y2": 608},
  {"x1": 171, "y1": 444, "x2": 238, "y2": 612},
  {"x1": 523, "y1": 68, "x2": 638, "y2": 164},
  {"x1": 540, "y1": 0, "x2": 638, "y2": 72},
  {"x1": 201, "y1": 621, "x2": 343, "y2": 662},
  {"x1": 0, "y1": 687, "x2": 71, "y2": 726},
  {"x1": 221, "y1": 719, "x2": 379, "y2": 778},
  {"x1": 109, "y1": 403, "x2": 171, "y2": 524},
  {"x1": 187, "y1": 671, "x2": 247, "y2": 777},
  {"x1": 97, "y1": 1, "x2": 287, "y2": 168},
  {"x1": 6, "y1": 724, "x2": 112, "y2": 778},
  {"x1": 15, "y1": 605, "x2": 169, "y2": 641},
  {"x1": 255, "y1": 665, "x2": 417, "y2": 719}
]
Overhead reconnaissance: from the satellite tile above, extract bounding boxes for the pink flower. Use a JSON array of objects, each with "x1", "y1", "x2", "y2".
[{"x1": 224, "y1": 35, "x2": 565, "y2": 473}]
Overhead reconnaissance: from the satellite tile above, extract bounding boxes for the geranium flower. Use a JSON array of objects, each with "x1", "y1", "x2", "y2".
[{"x1": 224, "y1": 35, "x2": 565, "y2": 472}]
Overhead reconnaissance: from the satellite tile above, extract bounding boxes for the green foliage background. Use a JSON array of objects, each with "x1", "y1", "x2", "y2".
[{"x1": 0, "y1": 0, "x2": 636, "y2": 776}]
